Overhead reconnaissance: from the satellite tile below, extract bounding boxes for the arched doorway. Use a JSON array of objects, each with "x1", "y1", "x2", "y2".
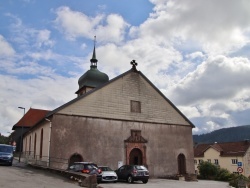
[
  {"x1": 69, "y1": 153, "x2": 83, "y2": 167},
  {"x1": 129, "y1": 148, "x2": 142, "y2": 165},
  {"x1": 178, "y1": 153, "x2": 186, "y2": 175}
]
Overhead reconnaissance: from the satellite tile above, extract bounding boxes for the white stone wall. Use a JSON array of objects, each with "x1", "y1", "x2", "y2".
[{"x1": 59, "y1": 71, "x2": 190, "y2": 126}]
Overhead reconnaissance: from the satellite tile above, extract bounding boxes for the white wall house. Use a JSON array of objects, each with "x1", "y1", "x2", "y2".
[{"x1": 194, "y1": 140, "x2": 250, "y2": 177}]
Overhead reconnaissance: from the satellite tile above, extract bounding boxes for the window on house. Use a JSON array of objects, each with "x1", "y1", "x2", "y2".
[
  {"x1": 40, "y1": 129, "x2": 43, "y2": 158},
  {"x1": 131, "y1": 100, "x2": 141, "y2": 113},
  {"x1": 214, "y1": 159, "x2": 219, "y2": 165},
  {"x1": 198, "y1": 159, "x2": 203, "y2": 164},
  {"x1": 232, "y1": 159, "x2": 238, "y2": 164},
  {"x1": 207, "y1": 159, "x2": 211, "y2": 163},
  {"x1": 29, "y1": 136, "x2": 31, "y2": 155},
  {"x1": 34, "y1": 133, "x2": 37, "y2": 159},
  {"x1": 194, "y1": 160, "x2": 197, "y2": 164}
]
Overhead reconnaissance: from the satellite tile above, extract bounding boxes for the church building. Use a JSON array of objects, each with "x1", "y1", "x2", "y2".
[{"x1": 22, "y1": 45, "x2": 196, "y2": 178}]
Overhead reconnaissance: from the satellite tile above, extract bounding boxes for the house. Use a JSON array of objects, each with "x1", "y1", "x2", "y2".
[
  {"x1": 12, "y1": 108, "x2": 50, "y2": 152},
  {"x1": 194, "y1": 140, "x2": 250, "y2": 177},
  {"x1": 20, "y1": 46, "x2": 196, "y2": 179}
]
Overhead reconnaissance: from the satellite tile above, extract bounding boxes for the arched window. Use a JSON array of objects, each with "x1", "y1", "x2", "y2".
[
  {"x1": 29, "y1": 136, "x2": 31, "y2": 155},
  {"x1": 25, "y1": 137, "x2": 27, "y2": 154},
  {"x1": 40, "y1": 129, "x2": 43, "y2": 158},
  {"x1": 34, "y1": 133, "x2": 37, "y2": 159},
  {"x1": 178, "y1": 153, "x2": 186, "y2": 175}
]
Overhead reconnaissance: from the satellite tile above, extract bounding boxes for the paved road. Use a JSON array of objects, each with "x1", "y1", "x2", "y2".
[
  {"x1": 0, "y1": 160, "x2": 78, "y2": 188},
  {"x1": 0, "y1": 159, "x2": 230, "y2": 188},
  {"x1": 99, "y1": 179, "x2": 230, "y2": 188}
]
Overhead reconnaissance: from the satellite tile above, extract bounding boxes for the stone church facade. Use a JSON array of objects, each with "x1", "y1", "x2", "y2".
[{"x1": 22, "y1": 47, "x2": 195, "y2": 178}]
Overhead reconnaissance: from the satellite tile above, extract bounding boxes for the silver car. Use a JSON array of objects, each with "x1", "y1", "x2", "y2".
[{"x1": 99, "y1": 166, "x2": 118, "y2": 183}]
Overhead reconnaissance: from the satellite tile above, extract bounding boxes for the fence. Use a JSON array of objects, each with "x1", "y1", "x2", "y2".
[{"x1": 20, "y1": 151, "x2": 69, "y2": 170}]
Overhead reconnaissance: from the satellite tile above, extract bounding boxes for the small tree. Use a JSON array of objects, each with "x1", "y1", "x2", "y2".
[
  {"x1": 198, "y1": 161, "x2": 219, "y2": 180},
  {"x1": 0, "y1": 135, "x2": 9, "y2": 144}
]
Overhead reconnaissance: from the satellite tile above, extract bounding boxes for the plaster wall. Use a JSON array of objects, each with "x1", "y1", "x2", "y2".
[
  {"x1": 23, "y1": 121, "x2": 50, "y2": 163},
  {"x1": 49, "y1": 114, "x2": 195, "y2": 178}
]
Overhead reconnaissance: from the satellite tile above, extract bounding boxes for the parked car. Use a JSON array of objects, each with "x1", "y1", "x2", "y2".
[
  {"x1": 0, "y1": 144, "x2": 14, "y2": 166},
  {"x1": 115, "y1": 165, "x2": 149, "y2": 183},
  {"x1": 68, "y1": 162, "x2": 102, "y2": 183},
  {"x1": 99, "y1": 166, "x2": 118, "y2": 183}
]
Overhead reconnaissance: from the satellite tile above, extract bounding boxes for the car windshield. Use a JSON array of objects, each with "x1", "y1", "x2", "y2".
[
  {"x1": 134, "y1": 165, "x2": 147, "y2": 170},
  {"x1": 0, "y1": 145, "x2": 13, "y2": 153},
  {"x1": 100, "y1": 167, "x2": 113, "y2": 171},
  {"x1": 86, "y1": 164, "x2": 97, "y2": 170}
]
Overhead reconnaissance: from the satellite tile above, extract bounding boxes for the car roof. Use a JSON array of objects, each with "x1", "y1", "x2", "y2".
[
  {"x1": 73, "y1": 162, "x2": 94, "y2": 164},
  {"x1": 0, "y1": 144, "x2": 12, "y2": 146}
]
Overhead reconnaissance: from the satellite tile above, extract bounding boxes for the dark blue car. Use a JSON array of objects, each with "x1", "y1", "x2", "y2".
[
  {"x1": 115, "y1": 165, "x2": 149, "y2": 184},
  {"x1": 0, "y1": 144, "x2": 14, "y2": 166}
]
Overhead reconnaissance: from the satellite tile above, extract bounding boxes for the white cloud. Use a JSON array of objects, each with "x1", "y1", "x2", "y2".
[
  {"x1": 0, "y1": 35, "x2": 15, "y2": 57},
  {"x1": 137, "y1": 0, "x2": 250, "y2": 55},
  {"x1": 54, "y1": 6, "x2": 103, "y2": 40},
  {"x1": 54, "y1": 6, "x2": 129, "y2": 43},
  {"x1": 36, "y1": 30, "x2": 54, "y2": 47},
  {"x1": 6, "y1": 13, "x2": 54, "y2": 51},
  {"x1": 0, "y1": 74, "x2": 78, "y2": 135},
  {"x1": 168, "y1": 55, "x2": 250, "y2": 134},
  {"x1": 185, "y1": 51, "x2": 204, "y2": 60},
  {"x1": 169, "y1": 56, "x2": 250, "y2": 105},
  {"x1": 95, "y1": 14, "x2": 129, "y2": 43}
]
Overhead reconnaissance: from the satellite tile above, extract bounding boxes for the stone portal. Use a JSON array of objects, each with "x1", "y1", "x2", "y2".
[{"x1": 124, "y1": 130, "x2": 148, "y2": 166}]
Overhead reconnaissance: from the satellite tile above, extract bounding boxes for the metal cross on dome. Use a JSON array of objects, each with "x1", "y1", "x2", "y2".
[{"x1": 130, "y1": 60, "x2": 138, "y2": 70}]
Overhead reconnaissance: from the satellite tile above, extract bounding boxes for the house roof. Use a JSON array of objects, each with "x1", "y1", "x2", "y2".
[
  {"x1": 46, "y1": 67, "x2": 195, "y2": 128},
  {"x1": 194, "y1": 140, "x2": 250, "y2": 157},
  {"x1": 12, "y1": 108, "x2": 50, "y2": 130}
]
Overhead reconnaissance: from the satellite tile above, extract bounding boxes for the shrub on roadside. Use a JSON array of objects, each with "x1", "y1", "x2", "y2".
[
  {"x1": 215, "y1": 168, "x2": 231, "y2": 181},
  {"x1": 198, "y1": 161, "x2": 219, "y2": 180}
]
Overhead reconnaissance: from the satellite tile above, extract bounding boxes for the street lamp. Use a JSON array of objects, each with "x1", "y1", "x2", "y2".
[
  {"x1": 18, "y1": 107, "x2": 25, "y2": 163},
  {"x1": 45, "y1": 118, "x2": 52, "y2": 167}
]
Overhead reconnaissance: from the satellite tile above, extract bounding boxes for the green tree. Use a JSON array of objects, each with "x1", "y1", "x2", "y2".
[
  {"x1": 198, "y1": 161, "x2": 219, "y2": 180},
  {"x1": 0, "y1": 134, "x2": 9, "y2": 144}
]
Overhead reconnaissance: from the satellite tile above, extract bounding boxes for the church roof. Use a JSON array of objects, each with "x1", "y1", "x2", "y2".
[
  {"x1": 12, "y1": 108, "x2": 50, "y2": 130},
  {"x1": 46, "y1": 64, "x2": 195, "y2": 128}
]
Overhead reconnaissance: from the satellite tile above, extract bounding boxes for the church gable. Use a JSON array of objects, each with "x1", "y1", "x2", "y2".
[{"x1": 58, "y1": 69, "x2": 192, "y2": 126}]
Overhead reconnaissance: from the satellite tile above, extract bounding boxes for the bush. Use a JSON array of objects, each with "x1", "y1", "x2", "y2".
[
  {"x1": 215, "y1": 168, "x2": 231, "y2": 181},
  {"x1": 228, "y1": 174, "x2": 250, "y2": 188},
  {"x1": 198, "y1": 161, "x2": 219, "y2": 180},
  {"x1": 198, "y1": 161, "x2": 250, "y2": 187}
]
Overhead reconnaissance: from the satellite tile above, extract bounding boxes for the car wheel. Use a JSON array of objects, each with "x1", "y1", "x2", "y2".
[
  {"x1": 127, "y1": 175, "x2": 133, "y2": 183},
  {"x1": 142, "y1": 180, "x2": 148, "y2": 184}
]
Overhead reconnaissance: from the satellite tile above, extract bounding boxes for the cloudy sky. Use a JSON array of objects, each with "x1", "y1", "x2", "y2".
[{"x1": 1, "y1": 0, "x2": 250, "y2": 136}]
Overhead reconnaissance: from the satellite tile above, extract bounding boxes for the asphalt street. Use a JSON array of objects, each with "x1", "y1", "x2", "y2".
[{"x1": 0, "y1": 159, "x2": 230, "y2": 188}]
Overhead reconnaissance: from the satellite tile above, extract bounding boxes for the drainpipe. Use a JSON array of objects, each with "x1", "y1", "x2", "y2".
[{"x1": 45, "y1": 118, "x2": 52, "y2": 167}]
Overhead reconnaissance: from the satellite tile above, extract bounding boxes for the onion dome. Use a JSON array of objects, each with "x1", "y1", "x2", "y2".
[{"x1": 76, "y1": 38, "x2": 109, "y2": 96}]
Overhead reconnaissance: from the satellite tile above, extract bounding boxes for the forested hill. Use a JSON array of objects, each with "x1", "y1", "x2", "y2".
[{"x1": 193, "y1": 125, "x2": 250, "y2": 144}]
